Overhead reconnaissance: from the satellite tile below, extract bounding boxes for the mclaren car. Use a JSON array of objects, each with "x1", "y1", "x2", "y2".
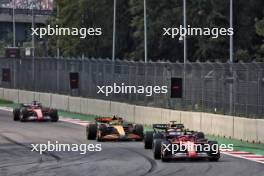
[
  {"x1": 86, "y1": 116, "x2": 144, "y2": 141},
  {"x1": 13, "y1": 101, "x2": 59, "y2": 122},
  {"x1": 144, "y1": 121, "x2": 220, "y2": 162}
]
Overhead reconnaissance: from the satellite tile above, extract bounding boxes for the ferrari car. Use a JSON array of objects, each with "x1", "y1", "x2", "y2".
[
  {"x1": 13, "y1": 101, "x2": 59, "y2": 122},
  {"x1": 144, "y1": 121, "x2": 220, "y2": 162},
  {"x1": 86, "y1": 116, "x2": 144, "y2": 141}
]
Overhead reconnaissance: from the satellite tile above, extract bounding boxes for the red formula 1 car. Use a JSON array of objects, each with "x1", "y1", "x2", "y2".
[
  {"x1": 145, "y1": 122, "x2": 220, "y2": 162},
  {"x1": 86, "y1": 116, "x2": 144, "y2": 141},
  {"x1": 13, "y1": 101, "x2": 59, "y2": 122}
]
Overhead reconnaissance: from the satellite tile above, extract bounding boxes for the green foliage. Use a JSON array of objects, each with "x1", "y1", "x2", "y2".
[
  {"x1": 256, "y1": 18, "x2": 264, "y2": 37},
  {"x1": 48, "y1": 0, "x2": 264, "y2": 62},
  {"x1": 235, "y1": 49, "x2": 250, "y2": 62}
]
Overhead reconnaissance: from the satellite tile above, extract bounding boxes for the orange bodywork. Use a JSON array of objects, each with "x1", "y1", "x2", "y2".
[
  {"x1": 95, "y1": 117, "x2": 123, "y2": 123},
  {"x1": 99, "y1": 125, "x2": 142, "y2": 141},
  {"x1": 102, "y1": 133, "x2": 142, "y2": 140}
]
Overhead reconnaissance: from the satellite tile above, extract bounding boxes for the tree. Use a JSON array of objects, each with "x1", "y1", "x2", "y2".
[{"x1": 47, "y1": 0, "x2": 264, "y2": 62}]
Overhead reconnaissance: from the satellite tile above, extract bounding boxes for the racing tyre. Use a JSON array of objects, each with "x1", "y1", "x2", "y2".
[
  {"x1": 196, "y1": 132, "x2": 205, "y2": 139},
  {"x1": 13, "y1": 108, "x2": 20, "y2": 121},
  {"x1": 134, "y1": 124, "x2": 144, "y2": 141},
  {"x1": 97, "y1": 126, "x2": 108, "y2": 142},
  {"x1": 208, "y1": 141, "x2": 220, "y2": 162},
  {"x1": 161, "y1": 155, "x2": 170, "y2": 162},
  {"x1": 50, "y1": 110, "x2": 59, "y2": 122},
  {"x1": 153, "y1": 139, "x2": 162, "y2": 159},
  {"x1": 161, "y1": 141, "x2": 171, "y2": 162},
  {"x1": 209, "y1": 157, "x2": 220, "y2": 162},
  {"x1": 144, "y1": 131, "x2": 154, "y2": 149},
  {"x1": 20, "y1": 109, "x2": 28, "y2": 122},
  {"x1": 87, "y1": 124, "x2": 97, "y2": 140}
]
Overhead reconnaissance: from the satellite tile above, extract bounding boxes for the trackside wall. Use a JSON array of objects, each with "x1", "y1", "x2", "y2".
[{"x1": 0, "y1": 88, "x2": 263, "y2": 143}]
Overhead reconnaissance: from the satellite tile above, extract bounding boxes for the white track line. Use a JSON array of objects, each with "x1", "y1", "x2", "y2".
[{"x1": 221, "y1": 149, "x2": 264, "y2": 164}]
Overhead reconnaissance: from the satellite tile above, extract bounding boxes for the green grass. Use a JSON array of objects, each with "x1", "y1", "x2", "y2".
[
  {"x1": 58, "y1": 110, "x2": 98, "y2": 121},
  {"x1": 0, "y1": 98, "x2": 14, "y2": 105}
]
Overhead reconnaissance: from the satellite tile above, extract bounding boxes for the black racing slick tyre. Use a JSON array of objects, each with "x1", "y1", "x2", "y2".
[
  {"x1": 144, "y1": 131, "x2": 154, "y2": 149},
  {"x1": 97, "y1": 126, "x2": 109, "y2": 142},
  {"x1": 208, "y1": 141, "x2": 220, "y2": 162},
  {"x1": 50, "y1": 110, "x2": 59, "y2": 122},
  {"x1": 13, "y1": 108, "x2": 20, "y2": 121},
  {"x1": 20, "y1": 109, "x2": 28, "y2": 122},
  {"x1": 196, "y1": 132, "x2": 205, "y2": 139},
  {"x1": 161, "y1": 141, "x2": 171, "y2": 162},
  {"x1": 87, "y1": 124, "x2": 97, "y2": 140},
  {"x1": 153, "y1": 139, "x2": 162, "y2": 159},
  {"x1": 134, "y1": 124, "x2": 144, "y2": 141}
]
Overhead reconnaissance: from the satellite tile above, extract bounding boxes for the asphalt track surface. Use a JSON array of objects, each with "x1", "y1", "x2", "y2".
[{"x1": 0, "y1": 110, "x2": 264, "y2": 176}]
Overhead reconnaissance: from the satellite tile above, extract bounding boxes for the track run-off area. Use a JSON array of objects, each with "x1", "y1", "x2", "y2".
[{"x1": 0, "y1": 109, "x2": 264, "y2": 176}]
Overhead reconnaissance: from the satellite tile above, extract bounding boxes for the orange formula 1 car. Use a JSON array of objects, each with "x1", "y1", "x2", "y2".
[
  {"x1": 13, "y1": 101, "x2": 59, "y2": 122},
  {"x1": 86, "y1": 116, "x2": 144, "y2": 141}
]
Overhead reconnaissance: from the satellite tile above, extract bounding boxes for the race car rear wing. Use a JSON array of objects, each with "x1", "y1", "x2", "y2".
[
  {"x1": 152, "y1": 123, "x2": 185, "y2": 130},
  {"x1": 95, "y1": 117, "x2": 123, "y2": 123},
  {"x1": 153, "y1": 124, "x2": 168, "y2": 130},
  {"x1": 21, "y1": 103, "x2": 31, "y2": 107}
]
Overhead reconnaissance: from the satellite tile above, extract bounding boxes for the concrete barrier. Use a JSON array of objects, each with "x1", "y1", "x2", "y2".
[
  {"x1": 169, "y1": 110, "x2": 181, "y2": 124},
  {"x1": 234, "y1": 117, "x2": 258, "y2": 143},
  {"x1": 257, "y1": 119, "x2": 264, "y2": 143},
  {"x1": 110, "y1": 101, "x2": 125, "y2": 116},
  {"x1": 110, "y1": 101, "x2": 135, "y2": 122},
  {"x1": 51, "y1": 94, "x2": 69, "y2": 111},
  {"x1": 211, "y1": 114, "x2": 233, "y2": 138},
  {"x1": 87, "y1": 98, "x2": 111, "y2": 116},
  {"x1": 181, "y1": 111, "x2": 194, "y2": 130},
  {"x1": 80, "y1": 98, "x2": 89, "y2": 115},
  {"x1": 122, "y1": 104, "x2": 136, "y2": 123},
  {"x1": 3, "y1": 89, "x2": 19, "y2": 103},
  {"x1": 200, "y1": 113, "x2": 213, "y2": 134},
  {"x1": 39, "y1": 92, "x2": 52, "y2": 107},
  {"x1": 134, "y1": 106, "x2": 162, "y2": 125},
  {"x1": 243, "y1": 118, "x2": 258, "y2": 142},
  {"x1": 161, "y1": 109, "x2": 171, "y2": 123},
  {"x1": 234, "y1": 116, "x2": 244, "y2": 141},
  {"x1": 191, "y1": 112, "x2": 202, "y2": 132},
  {"x1": 18, "y1": 90, "x2": 35, "y2": 103},
  {"x1": 69, "y1": 96, "x2": 81, "y2": 113},
  {"x1": 0, "y1": 88, "x2": 4, "y2": 99},
  {"x1": 234, "y1": 117, "x2": 258, "y2": 142}
]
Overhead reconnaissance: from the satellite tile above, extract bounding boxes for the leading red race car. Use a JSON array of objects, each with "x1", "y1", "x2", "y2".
[
  {"x1": 13, "y1": 101, "x2": 59, "y2": 122},
  {"x1": 144, "y1": 122, "x2": 220, "y2": 162}
]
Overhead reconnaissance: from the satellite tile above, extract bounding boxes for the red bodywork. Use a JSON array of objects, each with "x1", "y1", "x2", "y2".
[
  {"x1": 26, "y1": 106, "x2": 44, "y2": 120},
  {"x1": 168, "y1": 135, "x2": 208, "y2": 158}
]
